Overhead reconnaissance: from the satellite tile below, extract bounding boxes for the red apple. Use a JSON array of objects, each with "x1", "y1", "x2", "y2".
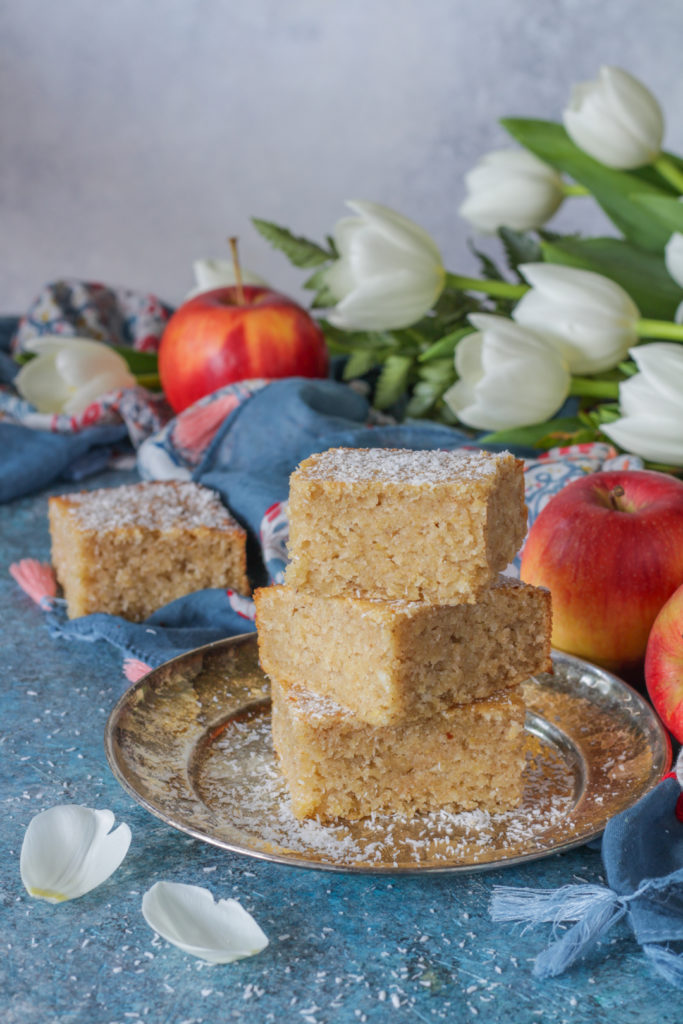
[
  {"x1": 645, "y1": 583, "x2": 683, "y2": 741},
  {"x1": 520, "y1": 469, "x2": 683, "y2": 678},
  {"x1": 159, "y1": 285, "x2": 329, "y2": 413}
]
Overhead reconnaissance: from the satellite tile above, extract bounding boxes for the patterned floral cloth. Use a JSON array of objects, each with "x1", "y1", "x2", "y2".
[{"x1": 0, "y1": 281, "x2": 174, "y2": 489}]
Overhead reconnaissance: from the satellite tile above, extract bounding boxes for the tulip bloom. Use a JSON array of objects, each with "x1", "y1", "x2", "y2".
[
  {"x1": 563, "y1": 66, "x2": 664, "y2": 170},
  {"x1": 15, "y1": 335, "x2": 136, "y2": 414},
  {"x1": 443, "y1": 314, "x2": 570, "y2": 430},
  {"x1": 323, "y1": 200, "x2": 445, "y2": 331},
  {"x1": 459, "y1": 149, "x2": 566, "y2": 233},
  {"x1": 512, "y1": 263, "x2": 639, "y2": 374},
  {"x1": 602, "y1": 343, "x2": 683, "y2": 465}
]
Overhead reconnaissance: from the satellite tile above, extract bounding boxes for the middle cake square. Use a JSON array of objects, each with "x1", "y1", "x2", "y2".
[{"x1": 254, "y1": 575, "x2": 551, "y2": 727}]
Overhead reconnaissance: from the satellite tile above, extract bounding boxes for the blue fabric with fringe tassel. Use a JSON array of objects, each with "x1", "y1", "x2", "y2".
[{"x1": 490, "y1": 773, "x2": 683, "y2": 987}]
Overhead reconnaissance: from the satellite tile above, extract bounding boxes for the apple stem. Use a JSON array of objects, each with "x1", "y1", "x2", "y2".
[
  {"x1": 228, "y1": 236, "x2": 246, "y2": 305},
  {"x1": 609, "y1": 485, "x2": 625, "y2": 510}
]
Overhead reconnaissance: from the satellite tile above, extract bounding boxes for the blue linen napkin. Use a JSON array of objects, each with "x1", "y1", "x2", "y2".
[{"x1": 490, "y1": 768, "x2": 683, "y2": 987}]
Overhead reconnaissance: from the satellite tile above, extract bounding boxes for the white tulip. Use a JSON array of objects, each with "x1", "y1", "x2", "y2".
[
  {"x1": 20, "y1": 805, "x2": 131, "y2": 903},
  {"x1": 563, "y1": 66, "x2": 664, "y2": 170},
  {"x1": 323, "y1": 200, "x2": 445, "y2": 331},
  {"x1": 459, "y1": 149, "x2": 565, "y2": 233},
  {"x1": 142, "y1": 881, "x2": 269, "y2": 963},
  {"x1": 665, "y1": 232, "x2": 683, "y2": 289},
  {"x1": 186, "y1": 259, "x2": 268, "y2": 299},
  {"x1": 512, "y1": 263, "x2": 639, "y2": 374},
  {"x1": 443, "y1": 314, "x2": 570, "y2": 430},
  {"x1": 602, "y1": 343, "x2": 683, "y2": 465},
  {"x1": 15, "y1": 335, "x2": 136, "y2": 414}
]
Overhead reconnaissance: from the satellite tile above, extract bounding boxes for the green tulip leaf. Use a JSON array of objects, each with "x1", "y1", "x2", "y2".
[
  {"x1": 418, "y1": 327, "x2": 473, "y2": 362},
  {"x1": 373, "y1": 354, "x2": 414, "y2": 410},
  {"x1": 630, "y1": 194, "x2": 683, "y2": 233},
  {"x1": 540, "y1": 237, "x2": 682, "y2": 320},
  {"x1": 342, "y1": 348, "x2": 380, "y2": 381},
  {"x1": 500, "y1": 119, "x2": 672, "y2": 251},
  {"x1": 112, "y1": 347, "x2": 159, "y2": 374},
  {"x1": 251, "y1": 218, "x2": 333, "y2": 268},
  {"x1": 478, "y1": 416, "x2": 593, "y2": 449}
]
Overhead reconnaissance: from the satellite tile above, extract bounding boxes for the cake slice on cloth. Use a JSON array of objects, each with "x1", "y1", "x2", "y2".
[{"x1": 49, "y1": 480, "x2": 249, "y2": 621}]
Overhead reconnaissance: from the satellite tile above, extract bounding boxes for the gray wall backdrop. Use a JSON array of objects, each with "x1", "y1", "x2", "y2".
[{"x1": 2, "y1": 0, "x2": 683, "y2": 313}]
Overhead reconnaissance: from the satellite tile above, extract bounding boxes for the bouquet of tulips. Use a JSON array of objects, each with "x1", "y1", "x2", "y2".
[{"x1": 254, "y1": 66, "x2": 683, "y2": 470}]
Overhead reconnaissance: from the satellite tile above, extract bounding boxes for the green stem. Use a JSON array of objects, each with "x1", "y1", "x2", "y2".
[
  {"x1": 636, "y1": 318, "x2": 683, "y2": 341},
  {"x1": 445, "y1": 273, "x2": 528, "y2": 299},
  {"x1": 561, "y1": 182, "x2": 590, "y2": 197},
  {"x1": 653, "y1": 154, "x2": 683, "y2": 195},
  {"x1": 569, "y1": 377, "x2": 620, "y2": 399},
  {"x1": 135, "y1": 373, "x2": 162, "y2": 390}
]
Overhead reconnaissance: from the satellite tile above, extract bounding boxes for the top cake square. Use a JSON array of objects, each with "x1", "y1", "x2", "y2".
[{"x1": 284, "y1": 447, "x2": 527, "y2": 602}]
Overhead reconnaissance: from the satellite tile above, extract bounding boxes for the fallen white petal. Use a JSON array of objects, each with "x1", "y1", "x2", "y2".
[
  {"x1": 20, "y1": 805, "x2": 131, "y2": 903},
  {"x1": 142, "y1": 881, "x2": 269, "y2": 963}
]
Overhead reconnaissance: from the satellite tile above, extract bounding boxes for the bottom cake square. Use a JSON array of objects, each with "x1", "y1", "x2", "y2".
[{"x1": 270, "y1": 679, "x2": 526, "y2": 822}]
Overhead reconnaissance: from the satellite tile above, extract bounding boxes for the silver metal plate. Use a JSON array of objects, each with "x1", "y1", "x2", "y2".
[{"x1": 105, "y1": 634, "x2": 671, "y2": 874}]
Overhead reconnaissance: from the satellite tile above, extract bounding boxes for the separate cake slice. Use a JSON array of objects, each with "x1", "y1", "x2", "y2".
[
  {"x1": 49, "y1": 480, "x2": 250, "y2": 621},
  {"x1": 284, "y1": 447, "x2": 526, "y2": 602},
  {"x1": 271, "y1": 678, "x2": 526, "y2": 821},
  {"x1": 255, "y1": 576, "x2": 551, "y2": 725}
]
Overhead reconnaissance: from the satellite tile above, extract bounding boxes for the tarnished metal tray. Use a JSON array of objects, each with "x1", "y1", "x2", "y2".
[{"x1": 105, "y1": 634, "x2": 671, "y2": 874}]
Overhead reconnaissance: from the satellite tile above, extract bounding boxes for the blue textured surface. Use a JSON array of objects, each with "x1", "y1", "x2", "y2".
[{"x1": 1, "y1": 471, "x2": 678, "y2": 1024}]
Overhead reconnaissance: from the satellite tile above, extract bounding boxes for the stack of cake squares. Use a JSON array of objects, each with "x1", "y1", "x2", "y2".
[{"x1": 254, "y1": 447, "x2": 552, "y2": 822}]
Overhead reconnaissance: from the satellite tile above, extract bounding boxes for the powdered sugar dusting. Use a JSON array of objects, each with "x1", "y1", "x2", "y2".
[
  {"x1": 58, "y1": 481, "x2": 239, "y2": 531},
  {"x1": 298, "y1": 448, "x2": 513, "y2": 486}
]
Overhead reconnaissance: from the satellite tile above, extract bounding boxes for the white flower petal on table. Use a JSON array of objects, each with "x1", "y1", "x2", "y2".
[
  {"x1": 20, "y1": 805, "x2": 131, "y2": 903},
  {"x1": 142, "y1": 881, "x2": 269, "y2": 963}
]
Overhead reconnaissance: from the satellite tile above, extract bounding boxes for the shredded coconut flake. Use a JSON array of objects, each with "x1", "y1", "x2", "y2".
[
  {"x1": 61, "y1": 481, "x2": 237, "y2": 531},
  {"x1": 299, "y1": 448, "x2": 510, "y2": 486}
]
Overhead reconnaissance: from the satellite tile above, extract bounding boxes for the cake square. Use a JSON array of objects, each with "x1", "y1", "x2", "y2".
[
  {"x1": 284, "y1": 447, "x2": 526, "y2": 602},
  {"x1": 270, "y1": 679, "x2": 526, "y2": 821},
  {"x1": 49, "y1": 480, "x2": 250, "y2": 621},
  {"x1": 255, "y1": 576, "x2": 551, "y2": 725}
]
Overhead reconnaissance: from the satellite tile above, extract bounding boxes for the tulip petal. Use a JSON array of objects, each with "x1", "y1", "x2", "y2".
[
  {"x1": 15, "y1": 351, "x2": 72, "y2": 412},
  {"x1": 20, "y1": 805, "x2": 131, "y2": 903},
  {"x1": 629, "y1": 342, "x2": 683, "y2": 405},
  {"x1": 324, "y1": 201, "x2": 444, "y2": 330},
  {"x1": 665, "y1": 232, "x2": 683, "y2": 289},
  {"x1": 15, "y1": 337, "x2": 136, "y2": 414},
  {"x1": 514, "y1": 264, "x2": 638, "y2": 373},
  {"x1": 346, "y1": 200, "x2": 443, "y2": 265},
  {"x1": 61, "y1": 369, "x2": 136, "y2": 414},
  {"x1": 446, "y1": 315, "x2": 569, "y2": 430},
  {"x1": 602, "y1": 414, "x2": 683, "y2": 466},
  {"x1": 142, "y1": 881, "x2": 269, "y2": 963},
  {"x1": 563, "y1": 66, "x2": 663, "y2": 169},
  {"x1": 187, "y1": 259, "x2": 268, "y2": 298},
  {"x1": 328, "y1": 270, "x2": 441, "y2": 331},
  {"x1": 459, "y1": 149, "x2": 564, "y2": 233}
]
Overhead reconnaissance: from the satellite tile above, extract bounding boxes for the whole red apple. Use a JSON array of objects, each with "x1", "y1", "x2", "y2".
[
  {"x1": 645, "y1": 583, "x2": 683, "y2": 741},
  {"x1": 159, "y1": 285, "x2": 329, "y2": 413},
  {"x1": 520, "y1": 469, "x2": 683, "y2": 678}
]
